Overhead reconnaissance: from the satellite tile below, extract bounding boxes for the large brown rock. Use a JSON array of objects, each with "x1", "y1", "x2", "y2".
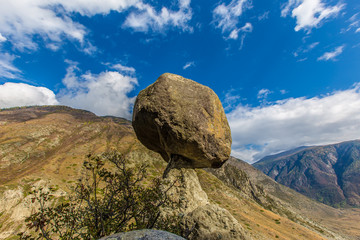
[{"x1": 132, "y1": 73, "x2": 231, "y2": 170}]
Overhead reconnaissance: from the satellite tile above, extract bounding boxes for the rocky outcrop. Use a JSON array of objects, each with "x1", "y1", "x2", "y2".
[
  {"x1": 164, "y1": 168, "x2": 251, "y2": 240},
  {"x1": 99, "y1": 229, "x2": 185, "y2": 240},
  {"x1": 163, "y1": 168, "x2": 209, "y2": 214},
  {"x1": 183, "y1": 204, "x2": 249, "y2": 240},
  {"x1": 132, "y1": 73, "x2": 231, "y2": 171},
  {"x1": 131, "y1": 73, "x2": 248, "y2": 239}
]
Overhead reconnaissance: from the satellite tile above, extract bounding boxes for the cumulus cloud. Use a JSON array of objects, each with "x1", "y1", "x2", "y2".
[
  {"x1": 0, "y1": 53, "x2": 21, "y2": 79},
  {"x1": 0, "y1": 82, "x2": 58, "y2": 108},
  {"x1": 227, "y1": 84, "x2": 360, "y2": 163},
  {"x1": 317, "y1": 45, "x2": 345, "y2": 61},
  {"x1": 183, "y1": 61, "x2": 195, "y2": 70},
  {"x1": 0, "y1": 0, "x2": 193, "y2": 51},
  {"x1": 213, "y1": 0, "x2": 252, "y2": 40},
  {"x1": 122, "y1": 0, "x2": 193, "y2": 33},
  {"x1": 0, "y1": 0, "x2": 86, "y2": 50},
  {"x1": 111, "y1": 64, "x2": 136, "y2": 74},
  {"x1": 281, "y1": 0, "x2": 345, "y2": 32},
  {"x1": 0, "y1": 60, "x2": 138, "y2": 118},
  {"x1": 58, "y1": 63, "x2": 138, "y2": 119}
]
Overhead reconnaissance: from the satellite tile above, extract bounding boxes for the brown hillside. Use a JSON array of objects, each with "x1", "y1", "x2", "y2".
[{"x1": 0, "y1": 106, "x2": 359, "y2": 239}]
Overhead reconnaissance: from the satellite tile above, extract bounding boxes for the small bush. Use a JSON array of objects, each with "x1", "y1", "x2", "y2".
[{"x1": 19, "y1": 151, "x2": 181, "y2": 240}]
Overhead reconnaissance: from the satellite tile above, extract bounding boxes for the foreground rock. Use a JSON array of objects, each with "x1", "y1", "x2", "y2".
[
  {"x1": 132, "y1": 73, "x2": 231, "y2": 170},
  {"x1": 99, "y1": 229, "x2": 185, "y2": 240},
  {"x1": 183, "y1": 204, "x2": 249, "y2": 240},
  {"x1": 163, "y1": 168, "x2": 251, "y2": 240}
]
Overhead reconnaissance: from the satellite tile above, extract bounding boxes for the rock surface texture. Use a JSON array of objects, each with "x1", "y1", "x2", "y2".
[
  {"x1": 132, "y1": 74, "x2": 249, "y2": 240},
  {"x1": 132, "y1": 73, "x2": 231, "y2": 170},
  {"x1": 99, "y1": 229, "x2": 185, "y2": 240},
  {"x1": 183, "y1": 204, "x2": 249, "y2": 240},
  {"x1": 163, "y1": 168, "x2": 251, "y2": 240}
]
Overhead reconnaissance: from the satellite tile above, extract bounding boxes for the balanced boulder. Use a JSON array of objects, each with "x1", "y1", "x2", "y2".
[{"x1": 132, "y1": 73, "x2": 231, "y2": 170}]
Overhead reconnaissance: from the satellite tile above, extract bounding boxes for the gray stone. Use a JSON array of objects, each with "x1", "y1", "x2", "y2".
[
  {"x1": 98, "y1": 229, "x2": 185, "y2": 240},
  {"x1": 183, "y1": 204, "x2": 250, "y2": 240}
]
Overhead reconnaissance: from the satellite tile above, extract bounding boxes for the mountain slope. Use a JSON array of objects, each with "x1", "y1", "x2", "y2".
[
  {"x1": 253, "y1": 141, "x2": 360, "y2": 207},
  {"x1": 217, "y1": 158, "x2": 360, "y2": 239},
  {"x1": 0, "y1": 106, "x2": 359, "y2": 239}
]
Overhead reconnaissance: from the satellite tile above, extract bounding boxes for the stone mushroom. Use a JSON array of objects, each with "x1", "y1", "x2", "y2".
[{"x1": 132, "y1": 73, "x2": 231, "y2": 177}]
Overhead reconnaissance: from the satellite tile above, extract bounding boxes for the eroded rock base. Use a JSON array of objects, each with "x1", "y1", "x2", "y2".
[{"x1": 164, "y1": 168, "x2": 251, "y2": 240}]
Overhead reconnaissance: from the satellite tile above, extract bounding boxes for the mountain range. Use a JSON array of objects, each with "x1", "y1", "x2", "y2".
[
  {"x1": 253, "y1": 140, "x2": 360, "y2": 208},
  {"x1": 0, "y1": 106, "x2": 359, "y2": 239}
]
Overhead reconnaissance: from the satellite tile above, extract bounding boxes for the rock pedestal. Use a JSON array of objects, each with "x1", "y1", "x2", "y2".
[
  {"x1": 131, "y1": 73, "x2": 249, "y2": 239},
  {"x1": 164, "y1": 168, "x2": 251, "y2": 240}
]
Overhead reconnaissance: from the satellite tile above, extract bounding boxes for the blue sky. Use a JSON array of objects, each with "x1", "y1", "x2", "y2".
[{"x1": 1, "y1": 0, "x2": 360, "y2": 163}]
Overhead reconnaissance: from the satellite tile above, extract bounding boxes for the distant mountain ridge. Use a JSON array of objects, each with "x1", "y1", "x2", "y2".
[{"x1": 253, "y1": 140, "x2": 360, "y2": 207}]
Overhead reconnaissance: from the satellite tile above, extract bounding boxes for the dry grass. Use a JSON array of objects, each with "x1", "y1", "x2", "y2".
[{"x1": 0, "y1": 106, "x2": 359, "y2": 240}]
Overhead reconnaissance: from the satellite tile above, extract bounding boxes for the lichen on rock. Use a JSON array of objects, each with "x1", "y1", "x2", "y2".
[{"x1": 132, "y1": 73, "x2": 231, "y2": 174}]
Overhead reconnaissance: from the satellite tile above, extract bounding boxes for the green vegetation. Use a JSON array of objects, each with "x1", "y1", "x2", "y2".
[{"x1": 19, "y1": 151, "x2": 182, "y2": 240}]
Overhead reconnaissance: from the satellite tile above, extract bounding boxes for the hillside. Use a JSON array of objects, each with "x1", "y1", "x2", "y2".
[
  {"x1": 0, "y1": 106, "x2": 359, "y2": 239},
  {"x1": 253, "y1": 141, "x2": 360, "y2": 208}
]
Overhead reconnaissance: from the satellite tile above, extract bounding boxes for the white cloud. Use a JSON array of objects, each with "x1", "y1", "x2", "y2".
[
  {"x1": 123, "y1": 0, "x2": 193, "y2": 33},
  {"x1": 238, "y1": 34, "x2": 246, "y2": 50},
  {"x1": 281, "y1": 0, "x2": 345, "y2": 32},
  {"x1": 258, "y1": 11, "x2": 270, "y2": 21},
  {"x1": 0, "y1": 60, "x2": 138, "y2": 118},
  {"x1": 341, "y1": 13, "x2": 360, "y2": 33},
  {"x1": 0, "y1": 33, "x2": 6, "y2": 42},
  {"x1": 0, "y1": 0, "x2": 192, "y2": 51},
  {"x1": 183, "y1": 61, "x2": 195, "y2": 70},
  {"x1": 50, "y1": 0, "x2": 139, "y2": 16},
  {"x1": 58, "y1": 63, "x2": 138, "y2": 119},
  {"x1": 293, "y1": 41, "x2": 319, "y2": 59},
  {"x1": 213, "y1": 0, "x2": 251, "y2": 32},
  {"x1": 111, "y1": 64, "x2": 136, "y2": 74},
  {"x1": 257, "y1": 88, "x2": 272, "y2": 99},
  {"x1": 0, "y1": 0, "x2": 86, "y2": 50},
  {"x1": 308, "y1": 41, "x2": 320, "y2": 50},
  {"x1": 317, "y1": 45, "x2": 345, "y2": 61},
  {"x1": 0, "y1": 82, "x2": 58, "y2": 108},
  {"x1": 281, "y1": 0, "x2": 298, "y2": 17},
  {"x1": 357, "y1": 28, "x2": 360, "y2": 33},
  {"x1": 228, "y1": 22, "x2": 253, "y2": 40},
  {"x1": 0, "y1": 53, "x2": 21, "y2": 79},
  {"x1": 213, "y1": 0, "x2": 252, "y2": 40},
  {"x1": 227, "y1": 84, "x2": 360, "y2": 163}
]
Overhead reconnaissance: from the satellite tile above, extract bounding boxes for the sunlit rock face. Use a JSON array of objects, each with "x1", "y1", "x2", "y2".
[{"x1": 132, "y1": 73, "x2": 231, "y2": 170}]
